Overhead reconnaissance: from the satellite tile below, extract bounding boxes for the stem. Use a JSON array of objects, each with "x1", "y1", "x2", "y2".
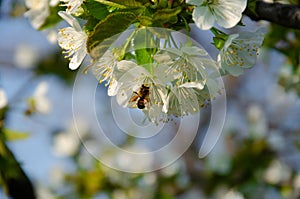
[{"x1": 210, "y1": 27, "x2": 225, "y2": 37}]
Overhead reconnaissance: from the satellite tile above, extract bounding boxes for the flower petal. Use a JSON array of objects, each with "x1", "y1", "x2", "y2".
[
  {"x1": 214, "y1": 0, "x2": 247, "y2": 28},
  {"x1": 186, "y1": 0, "x2": 204, "y2": 6},
  {"x1": 193, "y1": 6, "x2": 215, "y2": 30},
  {"x1": 69, "y1": 45, "x2": 86, "y2": 70},
  {"x1": 58, "y1": 11, "x2": 82, "y2": 31},
  {"x1": 179, "y1": 82, "x2": 205, "y2": 90}
]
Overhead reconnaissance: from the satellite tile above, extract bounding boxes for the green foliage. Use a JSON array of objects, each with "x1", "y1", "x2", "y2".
[
  {"x1": 152, "y1": 7, "x2": 182, "y2": 26},
  {"x1": 86, "y1": 9, "x2": 143, "y2": 53},
  {"x1": 2, "y1": 129, "x2": 29, "y2": 141},
  {"x1": 264, "y1": 25, "x2": 300, "y2": 70},
  {"x1": 264, "y1": 24, "x2": 300, "y2": 94},
  {"x1": 203, "y1": 137, "x2": 275, "y2": 196},
  {"x1": 107, "y1": 0, "x2": 143, "y2": 7},
  {"x1": 83, "y1": 0, "x2": 110, "y2": 21}
]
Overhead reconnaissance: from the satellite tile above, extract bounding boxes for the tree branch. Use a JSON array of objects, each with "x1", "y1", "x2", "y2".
[{"x1": 245, "y1": 1, "x2": 300, "y2": 29}]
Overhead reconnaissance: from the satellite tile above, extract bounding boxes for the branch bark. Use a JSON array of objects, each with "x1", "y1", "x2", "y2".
[{"x1": 245, "y1": 1, "x2": 300, "y2": 29}]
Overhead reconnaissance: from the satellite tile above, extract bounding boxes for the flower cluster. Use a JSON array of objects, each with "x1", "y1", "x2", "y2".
[
  {"x1": 23, "y1": 0, "x2": 265, "y2": 123},
  {"x1": 90, "y1": 43, "x2": 221, "y2": 123}
]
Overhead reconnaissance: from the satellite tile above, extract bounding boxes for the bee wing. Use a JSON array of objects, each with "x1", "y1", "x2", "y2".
[
  {"x1": 129, "y1": 94, "x2": 139, "y2": 103},
  {"x1": 128, "y1": 93, "x2": 139, "y2": 108}
]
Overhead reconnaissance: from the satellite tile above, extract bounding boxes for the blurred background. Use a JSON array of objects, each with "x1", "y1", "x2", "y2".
[{"x1": 1, "y1": 0, "x2": 300, "y2": 199}]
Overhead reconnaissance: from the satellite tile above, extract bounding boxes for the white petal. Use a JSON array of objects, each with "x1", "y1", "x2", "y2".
[
  {"x1": 154, "y1": 64, "x2": 181, "y2": 84},
  {"x1": 69, "y1": 46, "x2": 86, "y2": 70},
  {"x1": 223, "y1": 34, "x2": 239, "y2": 49},
  {"x1": 53, "y1": 132, "x2": 79, "y2": 156},
  {"x1": 182, "y1": 46, "x2": 208, "y2": 56},
  {"x1": 35, "y1": 96, "x2": 51, "y2": 114},
  {"x1": 34, "y1": 81, "x2": 48, "y2": 96},
  {"x1": 117, "y1": 60, "x2": 138, "y2": 71},
  {"x1": 58, "y1": 11, "x2": 82, "y2": 31},
  {"x1": 153, "y1": 52, "x2": 173, "y2": 64},
  {"x1": 25, "y1": 7, "x2": 49, "y2": 29},
  {"x1": 214, "y1": 0, "x2": 247, "y2": 28},
  {"x1": 193, "y1": 6, "x2": 215, "y2": 30},
  {"x1": 186, "y1": 0, "x2": 204, "y2": 6},
  {"x1": 179, "y1": 82, "x2": 205, "y2": 90},
  {"x1": 108, "y1": 79, "x2": 120, "y2": 96}
]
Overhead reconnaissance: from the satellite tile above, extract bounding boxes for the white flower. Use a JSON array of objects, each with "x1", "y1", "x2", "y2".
[
  {"x1": 24, "y1": 0, "x2": 59, "y2": 29},
  {"x1": 263, "y1": 160, "x2": 291, "y2": 184},
  {"x1": 217, "y1": 30, "x2": 265, "y2": 76},
  {"x1": 52, "y1": 118, "x2": 87, "y2": 157},
  {"x1": 0, "y1": 89, "x2": 7, "y2": 109},
  {"x1": 164, "y1": 72, "x2": 222, "y2": 117},
  {"x1": 32, "y1": 81, "x2": 51, "y2": 114},
  {"x1": 113, "y1": 62, "x2": 168, "y2": 123},
  {"x1": 60, "y1": 0, "x2": 83, "y2": 14},
  {"x1": 164, "y1": 82, "x2": 204, "y2": 116},
  {"x1": 24, "y1": 0, "x2": 49, "y2": 29},
  {"x1": 14, "y1": 44, "x2": 38, "y2": 69},
  {"x1": 58, "y1": 11, "x2": 87, "y2": 70},
  {"x1": 91, "y1": 50, "x2": 118, "y2": 92},
  {"x1": 154, "y1": 46, "x2": 210, "y2": 84},
  {"x1": 53, "y1": 131, "x2": 79, "y2": 157},
  {"x1": 187, "y1": 0, "x2": 247, "y2": 30}
]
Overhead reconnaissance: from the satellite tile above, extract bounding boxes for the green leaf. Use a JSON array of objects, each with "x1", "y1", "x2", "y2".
[
  {"x1": 2, "y1": 129, "x2": 29, "y2": 141},
  {"x1": 108, "y1": 0, "x2": 143, "y2": 7},
  {"x1": 84, "y1": 17, "x2": 101, "y2": 33},
  {"x1": 87, "y1": 9, "x2": 143, "y2": 54},
  {"x1": 94, "y1": 0, "x2": 127, "y2": 8},
  {"x1": 84, "y1": 0, "x2": 110, "y2": 20},
  {"x1": 139, "y1": 16, "x2": 153, "y2": 26},
  {"x1": 152, "y1": 6, "x2": 182, "y2": 25}
]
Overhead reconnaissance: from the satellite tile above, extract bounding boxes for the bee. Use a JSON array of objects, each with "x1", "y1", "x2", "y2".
[{"x1": 129, "y1": 84, "x2": 150, "y2": 109}]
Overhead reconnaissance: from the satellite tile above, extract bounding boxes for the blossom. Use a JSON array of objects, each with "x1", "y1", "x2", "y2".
[
  {"x1": 24, "y1": 0, "x2": 49, "y2": 29},
  {"x1": 32, "y1": 81, "x2": 51, "y2": 114},
  {"x1": 164, "y1": 83, "x2": 204, "y2": 116},
  {"x1": 53, "y1": 127, "x2": 80, "y2": 157},
  {"x1": 113, "y1": 62, "x2": 168, "y2": 123},
  {"x1": 217, "y1": 30, "x2": 265, "y2": 76},
  {"x1": 26, "y1": 81, "x2": 51, "y2": 114},
  {"x1": 0, "y1": 88, "x2": 7, "y2": 109},
  {"x1": 57, "y1": 11, "x2": 88, "y2": 70},
  {"x1": 60, "y1": 0, "x2": 83, "y2": 14},
  {"x1": 14, "y1": 44, "x2": 38, "y2": 69},
  {"x1": 154, "y1": 46, "x2": 211, "y2": 85},
  {"x1": 186, "y1": 0, "x2": 247, "y2": 30},
  {"x1": 24, "y1": 0, "x2": 60, "y2": 29},
  {"x1": 91, "y1": 50, "x2": 119, "y2": 95}
]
